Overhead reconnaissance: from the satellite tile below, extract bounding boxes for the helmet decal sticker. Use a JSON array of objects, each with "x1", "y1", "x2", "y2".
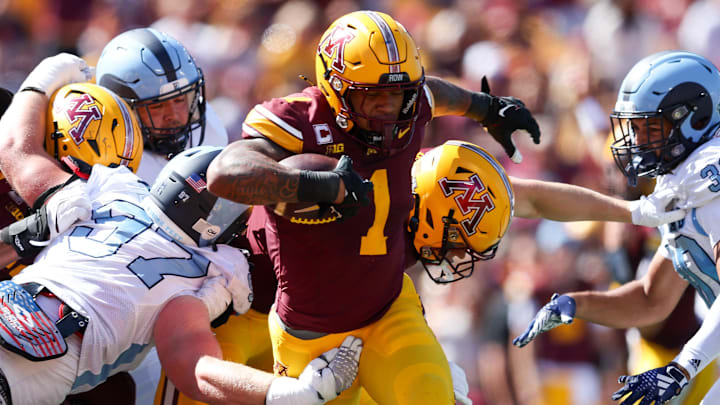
[
  {"x1": 319, "y1": 25, "x2": 355, "y2": 73},
  {"x1": 185, "y1": 173, "x2": 207, "y2": 193},
  {"x1": 63, "y1": 94, "x2": 102, "y2": 145},
  {"x1": 438, "y1": 174, "x2": 495, "y2": 236}
]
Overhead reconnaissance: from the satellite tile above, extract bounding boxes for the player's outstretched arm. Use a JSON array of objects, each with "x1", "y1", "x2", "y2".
[
  {"x1": 155, "y1": 295, "x2": 362, "y2": 405},
  {"x1": 0, "y1": 53, "x2": 92, "y2": 206},
  {"x1": 513, "y1": 252, "x2": 687, "y2": 347},
  {"x1": 425, "y1": 75, "x2": 541, "y2": 163},
  {"x1": 511, "y1": 177, "x2": 686, "y2": 227}
]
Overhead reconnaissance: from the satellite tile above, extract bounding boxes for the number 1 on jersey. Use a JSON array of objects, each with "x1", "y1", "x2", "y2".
[{"x1": 360, "y1": 169, "x2": 389, "y2": 255}]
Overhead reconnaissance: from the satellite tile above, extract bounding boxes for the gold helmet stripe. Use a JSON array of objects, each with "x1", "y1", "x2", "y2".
[{"x1": 364, "y1": 11, "x2": 401, "y2": 73}]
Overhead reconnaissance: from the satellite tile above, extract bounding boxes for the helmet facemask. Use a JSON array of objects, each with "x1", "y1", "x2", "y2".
[
  {"x1": 325, "y1": 70, "x2": 424, "y2": 156},
  {"x1": 132, "y1": 74, "x2": 206, "y2": 157},
  {"x1": 410, "y1": 205, "x2": 496, "y2": 284},
  {"x1": 610, "y1": 83, "x2": 713, "y2": 186}
]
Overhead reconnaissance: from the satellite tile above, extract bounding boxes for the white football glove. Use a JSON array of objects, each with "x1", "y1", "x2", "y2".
[
  {"x1": 448, "y1": 361, "x2": 472, "y2": 405},
  {"x1": 629, "y1": 188, "x2": 685, "y2": 227},
  {"x1": 19, "y1": 53, "x2": 94, "y2": 96},
  {"x1": 266, "y1": 335, "x2": 363, "y2": 405},
  {"x1": 45, "y1": 179, "x2": 91, "y2": 240}
]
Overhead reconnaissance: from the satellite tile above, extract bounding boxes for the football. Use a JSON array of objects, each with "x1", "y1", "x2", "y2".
[{"x1": 272, "y1": 153, "x2": 341, "y2": 225}]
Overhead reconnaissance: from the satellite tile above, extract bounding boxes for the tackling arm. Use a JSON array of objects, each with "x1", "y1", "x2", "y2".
[
  {"x1": 0, "y1": 53, "x2": 92, "y2": 206},
  {"x1": 512, "y1": 177, "x2": 631, "y2": 222},
  {"x1": 0, "y1": 92, "x2": 70, "y2": 206},
  {"x1": 511, "y1": 177, "x2": 686, "y2": 227},
  {"x1": 155, "y1": 295, "x2": 363, "y2": 405},
  {"x1": 154, "y1": 295, "x2": 272, "y2": 404}
]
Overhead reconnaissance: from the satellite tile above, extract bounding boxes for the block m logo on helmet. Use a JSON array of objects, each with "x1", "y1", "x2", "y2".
[
  {"x1": 319, "y1": 25, "x2": 355, "y2": 73},
  {"x1": 63, "y1": 93, "x2": 102, "y2": 145},
  {"x1": 438, "y1": 174, "x2": 495, "y2": 236}
]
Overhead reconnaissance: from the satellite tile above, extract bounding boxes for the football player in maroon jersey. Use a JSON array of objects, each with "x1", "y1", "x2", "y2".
[
  {"x1": 206, "y1": 10, "x2": 687, "y2": 405},
  {"x1": 203, "y1": 10, "x2": 535, "y2": 405}
]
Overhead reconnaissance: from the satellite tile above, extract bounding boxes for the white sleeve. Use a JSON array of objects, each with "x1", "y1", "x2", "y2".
[{"x1": 675, "y1": 293, "x2": 720, "y2": 379}]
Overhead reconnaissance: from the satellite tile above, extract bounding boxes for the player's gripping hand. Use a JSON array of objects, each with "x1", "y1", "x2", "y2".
[
  {"x1": 512, "y1": 293, "x2": 575, "y2": 348},
  {"x1": 20, "y1": 53, "x2": 94, "y2": 96},
  {"x1": 44, "y1": 179, "x2": 92, "y2": 241},
  {"x1": 629, "y1": 188, "x2": 686, "y2": 227},
  {"x1": 266, "y1": 335, "x2": 363, "y2": 405},
  {"x1": 318, "y1": 155, "x2": 373, "y2": 221},
  {"x1": 0, "y1": 206, "x2": 49, "y2": 257},
  {"x1": 478, "y1": 77, "x2": 540, "y2": 164},
  {"x1": 611, "y1": 362, "x2": 689, "y2": 405}
]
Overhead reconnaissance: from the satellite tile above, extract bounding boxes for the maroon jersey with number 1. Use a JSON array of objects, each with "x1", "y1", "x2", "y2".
[{"x1": 243, "y1": 86, "x2": 434, "y2": 333}]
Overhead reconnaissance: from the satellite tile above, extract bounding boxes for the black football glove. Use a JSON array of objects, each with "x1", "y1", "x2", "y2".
[
  {"x1": 479, "y1": 76, "x2": 541, "y2": 163},
  {"x1": 325, "y1": 155, "x2": 373, "y2": 221},
  {"x1": 0, "y1": 205, "x2": 50, "y2": 258}
]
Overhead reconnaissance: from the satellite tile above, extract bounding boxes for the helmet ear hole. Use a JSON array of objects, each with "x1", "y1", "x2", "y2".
[{"x1": 424, "y1": 209, "x2": 434, "y2": 229}]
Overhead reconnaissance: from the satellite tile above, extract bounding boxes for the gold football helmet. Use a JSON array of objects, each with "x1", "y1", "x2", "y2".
[
  {"x1": 409, "y1": 140, "x2": 514, "y2": 283},
  {"x1": 315, "y1": 10, "x2": 424, "y2": 155},
  {"x1": 46, "y1": 83, "x2": 143, "y2": 173}
]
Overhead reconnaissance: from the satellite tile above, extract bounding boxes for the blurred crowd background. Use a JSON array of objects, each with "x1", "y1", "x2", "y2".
[{"x1": 1, "y1": 0, "x2": 716, "y2": 404}]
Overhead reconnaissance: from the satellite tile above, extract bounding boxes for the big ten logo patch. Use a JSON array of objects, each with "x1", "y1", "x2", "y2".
[
  {"x1": 313, "y1": 124, "x2": 333, "y2": 145},
  {"x1": 326, "y1": 143, "x2": 345, "y2": 155},
  {"x1": 438, "y1": 174, "x2": 495, "y2": 236},
  {"x1": 62, "y1": 93, "x2": 102, "y2": 145}
]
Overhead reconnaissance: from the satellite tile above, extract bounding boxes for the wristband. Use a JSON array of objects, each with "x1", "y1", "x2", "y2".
[
  {"x1": 297, "y1": 170, "x2": 340, "y2": 203},
  {"x1": 464, "y1": 92, "x2": 492, "y2": 123},
  {"x1": 266, "y1": 376, "x2": 319, "y2": 405}
]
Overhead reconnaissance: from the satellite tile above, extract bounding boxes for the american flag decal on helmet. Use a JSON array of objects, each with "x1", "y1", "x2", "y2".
[{"x1": 185, "y1": 173, "x2": 207, "y2": 193}]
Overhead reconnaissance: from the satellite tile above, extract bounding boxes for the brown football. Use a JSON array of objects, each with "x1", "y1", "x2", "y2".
[{"x1": 271, "y1": 153, "x2": 341, "y2": 225}]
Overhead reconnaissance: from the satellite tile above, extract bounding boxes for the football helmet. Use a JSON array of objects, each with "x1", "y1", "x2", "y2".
[
  {"x1": 610, "y1": 51, "x2": 720, "y2": 186},
  {"x1": 96, "y1": 27, "x2": 206, "y2": 156},
  {"x1": 46, "y1": 83, "x2": 143, "y2": 173},
  {"x1": 144, "y1": 146, "x2": 249, "y2": 247},
  {"x1": 315, "y1": 10, "x2": 424, "y2": 155},
  {"x1": 409, "y1": 140, "x2": 514, "y2": 283}
]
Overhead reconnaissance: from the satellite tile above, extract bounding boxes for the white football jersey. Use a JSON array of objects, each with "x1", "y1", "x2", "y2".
[
  {"x1": 133, "y1": 102, "x2": 229, "y2": 405},
  {"x1": 656, "y1": 135, "x2": 720, "y2": 307},
  {"x1": 136, "y1": 102, "x2": 228, "y2": 183},
  {"x1": 12, "y1": 165, "x2": 252, "y2": 394}
]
